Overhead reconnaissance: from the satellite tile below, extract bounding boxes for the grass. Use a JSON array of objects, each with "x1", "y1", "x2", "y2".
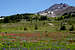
[
  {"x1": 0, "y1": 19, "x2": 75, "y2": 49},
  {"x1": 0, "y1": 40, "x2": 75, "y2": 49},
  {"x1": 0, "y1": 20, "x2": 60, "y2": 33}
]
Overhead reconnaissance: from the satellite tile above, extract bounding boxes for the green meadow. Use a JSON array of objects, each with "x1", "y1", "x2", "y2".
[{"x1": 0, "y1": 14, "x2": 75, "y2": 49}]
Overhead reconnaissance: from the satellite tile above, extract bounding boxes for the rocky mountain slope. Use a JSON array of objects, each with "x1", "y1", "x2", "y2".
[{"x1": 37, "y1": 3, "x2": 75, "y2": 17}]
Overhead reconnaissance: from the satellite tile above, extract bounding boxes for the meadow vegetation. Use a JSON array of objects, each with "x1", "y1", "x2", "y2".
[{"x1": 0, "y1": 13, "x2": 75, "y2": 49}]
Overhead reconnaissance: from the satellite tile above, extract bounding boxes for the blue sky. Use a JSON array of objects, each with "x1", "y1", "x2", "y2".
[{"x1": 0, "y1": 0, "x2": 75, "y2": 16}]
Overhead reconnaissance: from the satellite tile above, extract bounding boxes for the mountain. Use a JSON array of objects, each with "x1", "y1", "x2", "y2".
[{"x1": 37, "y1": 3, "x2": 75, "y2": 17}]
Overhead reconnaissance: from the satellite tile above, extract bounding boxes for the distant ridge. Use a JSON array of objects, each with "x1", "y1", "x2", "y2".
[{"x1": 37, "y1": 3, "x2": 75, "y2": 17}]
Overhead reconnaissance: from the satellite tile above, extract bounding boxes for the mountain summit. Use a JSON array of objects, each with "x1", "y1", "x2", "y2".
[{"x1": 38, "y1": 3, "x2": 75, "y2": 17}]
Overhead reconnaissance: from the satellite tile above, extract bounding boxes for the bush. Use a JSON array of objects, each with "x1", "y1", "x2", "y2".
[
  {"x1": 69, "y1": 25, "x2": 74, "y2": 31},
  {"x1": 60, "y1": 25, "x2": 66, "y2": 30},
  {"x1": 34, "y1": 24, "x2": 38, "y2": 30},
  {"x1": 39, "y1": 16, "x2": 48, "y2": 21},
  {"x1": 24, "y1": 27, "x2": 27, "y2": 30}
]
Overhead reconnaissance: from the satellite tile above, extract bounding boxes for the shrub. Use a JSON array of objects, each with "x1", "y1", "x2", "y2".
[
  {"x1": 39, "y1": 16, "x2": 48, "y2": 21},
  {"x1": 60, "y1": 25, "x2": 66, "y2": 30},
  {"x1": 43, "y1": 22, "x2": 45, "y2": 25},
  {"x1": 34, "y1": 24, "x2": 38, "y2": 30},
  {"x1": 24, "y1": 27, "x2": 27, "y2": 30},
  {"x1": 69, "y1": 25, "x2": 74, "y2": 31},
  {"x1": 45, "y1": 31, "x2": 48, "y2": 37}
]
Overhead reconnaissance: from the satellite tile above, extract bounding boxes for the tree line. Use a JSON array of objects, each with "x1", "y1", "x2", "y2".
[{"x1": 0, "y1": 13, "x2": 48, "y2": 23}]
